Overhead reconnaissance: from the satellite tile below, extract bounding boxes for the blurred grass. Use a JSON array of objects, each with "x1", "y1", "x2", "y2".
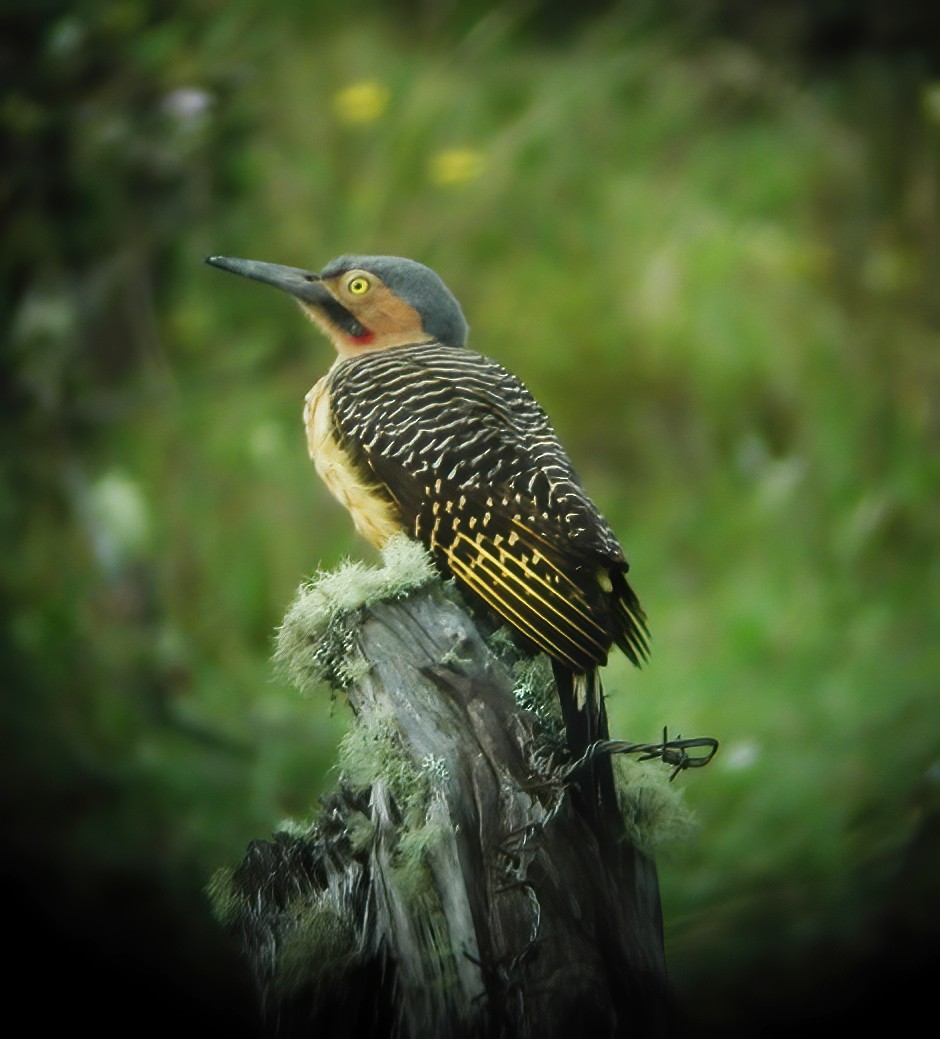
[{"x1": 3, "y1": 1, "x2": 939, "y2": 1032}]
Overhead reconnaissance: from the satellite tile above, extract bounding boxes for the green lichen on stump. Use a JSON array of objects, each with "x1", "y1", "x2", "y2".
[
  {"x1": 213, "y1": 537, "x2": 696, "y2": 1036},
  {"x1": 272, "y1": 535, "x2": 692, "y2": 856},
  {"x1": 273, "y1": 535, "x2": 436, "y2": 692}
]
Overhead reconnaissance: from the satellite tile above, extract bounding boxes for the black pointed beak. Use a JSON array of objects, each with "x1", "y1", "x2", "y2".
[{"x1": 205, "y1": 255, "x2": 332, "y2": 306}]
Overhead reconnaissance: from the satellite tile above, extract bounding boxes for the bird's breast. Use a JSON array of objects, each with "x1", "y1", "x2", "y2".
[{"x1": 304, "y1": 376, "x2": 401, "y2": 548}]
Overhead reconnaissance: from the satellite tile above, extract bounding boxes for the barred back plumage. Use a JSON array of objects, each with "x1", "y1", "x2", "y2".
[{"x1": 326, "y1": 343, "x2": 648, "y2": 673}]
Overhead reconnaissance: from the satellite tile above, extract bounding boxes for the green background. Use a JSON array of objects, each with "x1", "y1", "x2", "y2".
[{"x1": 3, "y1": 1, "x2": 938, "y2": 1033}]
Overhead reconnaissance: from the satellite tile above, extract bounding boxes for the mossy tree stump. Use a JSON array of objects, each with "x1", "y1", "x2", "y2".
[{"x1": 211, "y1": 539, "x2": 689, "y2": 1038}]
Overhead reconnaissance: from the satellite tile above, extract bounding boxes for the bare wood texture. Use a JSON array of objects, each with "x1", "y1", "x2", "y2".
[{"x1": 213, "y1": 578, "x2": 672, "y2": 1038}]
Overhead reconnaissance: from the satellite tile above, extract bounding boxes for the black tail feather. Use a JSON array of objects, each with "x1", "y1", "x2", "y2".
[{"x1": 552, "y1": 662, "x2": 619, "y2": 823}]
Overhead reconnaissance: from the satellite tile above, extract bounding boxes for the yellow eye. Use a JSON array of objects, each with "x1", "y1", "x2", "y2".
[{"x1": 347, "y1": 275, "x2": 371, "y2": 295}]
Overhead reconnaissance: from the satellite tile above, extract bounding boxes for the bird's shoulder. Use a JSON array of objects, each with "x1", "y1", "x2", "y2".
[
  {"x1": 327, "y1": 343, "x2": 624, "y2": 564},
  {"x1": 329, "y1": 343, "x2": 543, "y2": 424}
]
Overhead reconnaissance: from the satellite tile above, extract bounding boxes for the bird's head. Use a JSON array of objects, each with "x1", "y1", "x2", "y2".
[{"x1": 206, "y1": 253, "x2": 468, "y2": 356}]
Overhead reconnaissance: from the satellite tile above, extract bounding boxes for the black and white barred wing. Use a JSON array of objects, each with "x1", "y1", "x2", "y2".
[{"x1": 328, "y1": 344, "x2": 647, "y2": 670}]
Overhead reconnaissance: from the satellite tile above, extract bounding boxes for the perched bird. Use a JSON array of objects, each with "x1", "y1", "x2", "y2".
[{"x1": 206, "y1": 253, "x2": 648, "y2": 809}]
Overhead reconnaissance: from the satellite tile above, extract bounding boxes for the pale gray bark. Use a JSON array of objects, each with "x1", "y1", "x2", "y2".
[{"x1": 212, "y1": 574, "x2": 673, "y2": 1038}]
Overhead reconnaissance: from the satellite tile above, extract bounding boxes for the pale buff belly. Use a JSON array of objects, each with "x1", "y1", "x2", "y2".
[{"x1": 303, "y1": 376, "x2": 402, "y2": 548}]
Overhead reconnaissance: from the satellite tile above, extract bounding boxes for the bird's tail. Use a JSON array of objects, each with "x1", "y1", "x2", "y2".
[{"x1": 552, "y1": 662, "x2": 619, "y2": 823}]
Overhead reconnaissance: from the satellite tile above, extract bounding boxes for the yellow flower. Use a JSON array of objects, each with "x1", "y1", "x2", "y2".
[
  {"x1": 332, "y1": 81, "x2": 389, "y2": 125},
  {"x1": 428, "y1": 148, "x2": 485, "y2": 186}
]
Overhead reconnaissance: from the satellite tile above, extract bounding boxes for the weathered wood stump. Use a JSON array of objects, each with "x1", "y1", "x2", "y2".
[{"x1": 211, "y1": 539, "x2": 690, "y2": 1038}]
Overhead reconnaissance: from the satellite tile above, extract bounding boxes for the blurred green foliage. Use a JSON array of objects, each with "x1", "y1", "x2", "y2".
[{"x1": 2, "y1": 0, "x2": 938, "y2": 1033}]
